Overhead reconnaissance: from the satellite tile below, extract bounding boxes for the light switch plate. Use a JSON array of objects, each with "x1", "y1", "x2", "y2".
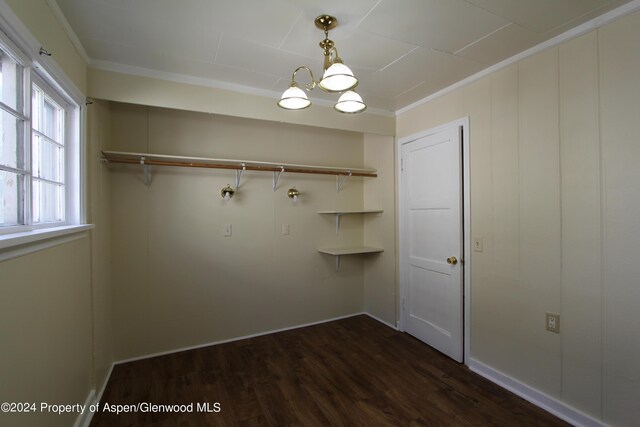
[
  {"x1": 473, "y1": 237, "x2": 483, "y2": 252},
  {"x1": 222, "y1": 224, "x2": 232, "y2": 237}
]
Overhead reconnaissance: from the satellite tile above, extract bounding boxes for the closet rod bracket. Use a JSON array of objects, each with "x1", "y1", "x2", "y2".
[
  {"x1": 236, "y1": 163, "x2": 246, "y2": 188},
  {"x1": 140, "y1": 156, "x2": 152, "y2": 187},
  {"x1": 336, "y1": 171, "x2": 352, "y2": 192},
  {"x1": 273, "y1": 166, "x2": 285, "y2": 191}
]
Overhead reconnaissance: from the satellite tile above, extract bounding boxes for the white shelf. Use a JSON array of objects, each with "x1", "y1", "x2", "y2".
[
  {"x1": 318, "y1": 210, "x2": 383, "y2": 234},
  {"x1": 318, "y1": 246, "x2": 384, "y2": 256},
  {"x1": 318, "y1": 246, "x2": 384, "y2": 271},
  {"x1": 317, "y1": 210, "x2": 383, "y2": 215}
]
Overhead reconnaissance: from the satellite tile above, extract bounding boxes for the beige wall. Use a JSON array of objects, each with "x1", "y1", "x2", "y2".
[
  {"x1": 363, "y1": 134, "x2": 397, "y2": 326},
  {"x1": 87, "y1": 100, "x2": 114, "y2": 397},
  {"x1": 0, "y1": 238, "x2": 93, "y2": 427},
  {"x1": 0, "y1": 3, "x2": 115, "y2": 426},
  {"x1": 107, "y1": 103, "x2": 389, "y2": 360},
  {"x1": 397, "y1": 11, "x2": 640, "y2": 426}
]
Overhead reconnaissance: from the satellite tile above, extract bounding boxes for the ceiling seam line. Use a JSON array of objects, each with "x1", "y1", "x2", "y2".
[{"x1": 453, "y1": 23, "x2": 512, "y2": 55}]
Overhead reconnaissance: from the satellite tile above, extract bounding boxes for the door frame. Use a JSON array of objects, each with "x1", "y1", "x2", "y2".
[{"x1": 396, "y1": 117, "x2": 471, "y2": 365}]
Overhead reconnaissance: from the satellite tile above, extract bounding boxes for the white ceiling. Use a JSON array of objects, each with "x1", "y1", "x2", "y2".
[{"x1": 55, "y1": 0, "x2": 632, "y2": 113}]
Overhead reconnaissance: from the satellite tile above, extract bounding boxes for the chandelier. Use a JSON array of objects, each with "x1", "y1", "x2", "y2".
[{"x1": 277, "y1": 15, "x2": 366, "y2": 114}]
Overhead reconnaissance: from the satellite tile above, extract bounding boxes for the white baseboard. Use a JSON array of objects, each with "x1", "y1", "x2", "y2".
[
  {"x1": 116, "y1": 312, "x2": 365, "y2": 365},
  {"x1": 73, "y1": 389, "x2": 95, "y2": 427},
  {"x1": 364, "y1": 312, "x2": 398, "y2": 330},
  {"x1": 468, "y1": 358, "x2": 605, "y2": 427},
  {"x1": 74, "y1": 362, "x2": 116, "y2": 427},
  {"x1": 95, "y1": 362, "x2": 115, "y2": 403}
]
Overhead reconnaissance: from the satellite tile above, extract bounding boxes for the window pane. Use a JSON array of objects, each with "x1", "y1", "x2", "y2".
[
  {"x1": 32, "y1": 179, "x2": 64, "y2": 224},
  {"x1": 32, "y1": 133, "x2": 64, "y2": 183},
  {"x1": 0, "y1": 170, "x2": 23, "y2": 226},
  {"x1": 0, "y1": 50, "x2": 23, "y2": 111},
  {"x1": 0, "y1": 109, "x2": 24, "y2": 169},
  {"x1": 43, "y1": 98, "x2": 63, "y2": 143},
  {"x1": 32, "y1": 85, "x2": 41, "y2": 133}
]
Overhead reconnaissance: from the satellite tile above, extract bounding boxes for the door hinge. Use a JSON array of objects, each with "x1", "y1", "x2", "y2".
[
  {"x1": 402, "y1": 298, "x2": 405, "y2": 311},
  {"x1": 401, "y1": 158, "x2": 404, "y2": 171}
]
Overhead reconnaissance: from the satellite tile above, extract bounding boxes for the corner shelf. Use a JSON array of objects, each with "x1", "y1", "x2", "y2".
[
  {"x1": 317, "y1": 210, "x2": 383, "y2": 235},
  {"x1": 318, "y1": 246, "x2": 384, "y2": 271}
]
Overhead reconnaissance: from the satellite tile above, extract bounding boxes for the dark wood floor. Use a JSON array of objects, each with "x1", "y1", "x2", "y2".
[{"x1": 91, "y1": 315, "x2": 568, "y2": 426}]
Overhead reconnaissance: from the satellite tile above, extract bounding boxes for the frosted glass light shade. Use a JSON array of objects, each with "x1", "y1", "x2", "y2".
[
  {"x1": 334, "y1": 91, "x2": 366, "y2": 114},
  {"x1": 319, "y1": 63, "x2": 358, "y2": 92},
  {"x1": 277, "y1": 85, "x2": 311, "y2": 110}
]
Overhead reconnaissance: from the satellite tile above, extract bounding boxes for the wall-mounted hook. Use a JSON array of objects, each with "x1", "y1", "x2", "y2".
[
  {"x1": 39, "y1": 47, "x2": 52, "y2": 56},
  {"x1": 85, "y1": 98, "x2": 94, "y2": 106}
]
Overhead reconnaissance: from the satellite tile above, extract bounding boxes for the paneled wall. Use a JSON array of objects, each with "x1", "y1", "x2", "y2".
[
  {"x1": 396, "y1": 11, "x2": 640, "y2": 426},
  {"x1": 107, "y1": 103, "x2": 373, "y2": 360},
  {"x1": 0, "y1": 238, "x2": 93, "y2": 427},
  {"x1": 364, "y1": 134, "x2": 397, "y2": 326},
  {"x1": 87, "y1": 99, "x2": 114, "y2": 397}
]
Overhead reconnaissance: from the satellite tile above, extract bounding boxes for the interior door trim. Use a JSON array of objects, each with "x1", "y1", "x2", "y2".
[{"x1": 396, "y1": 117, "x2": 471, "y2": 365}]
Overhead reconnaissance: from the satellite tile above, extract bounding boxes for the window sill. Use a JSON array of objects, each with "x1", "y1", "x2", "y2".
[{"x1": 0, "y1": 224, "x2": 95, "y2": 262}]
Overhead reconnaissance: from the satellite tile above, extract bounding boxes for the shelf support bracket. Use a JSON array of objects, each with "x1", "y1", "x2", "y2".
[
  {"x1": 335, "y1": 214, "x2": 341, "y2": 235},
  {"x1": 335, "y1": 255, "x2": 341, "y2": 272},
  {"x1": 273, "y1": 166, "x2": 285, "y2": 191},
  {"x1": 336, "y1": 171, "x2": 352, "y2": 192},
  {"x1": 140, "y1": 156, "x2": 151, "y2": 187},
  {"x1": 236, "y1": 163, "x2": 246, "y2": 189}
]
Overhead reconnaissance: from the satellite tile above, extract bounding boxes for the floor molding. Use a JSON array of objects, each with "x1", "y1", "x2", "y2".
[
  {"x1": 468, "y1": 358, "x2": 605, "y2": 427},
  {"x1": 364, "y1": 312, "x2": 398, "y2": 330},
  {"x1": 73, "y1": 389, "x2": 95, "y2": 427},
  {"x1": 95, "y1": 362, "x2": 115, "y2": 404},
  {"x1": 115, "y1": 312, "x2": 366, "y2": 365},
  {"x1": 75, "y1": 362, "x2": 115, "y2": 427}
]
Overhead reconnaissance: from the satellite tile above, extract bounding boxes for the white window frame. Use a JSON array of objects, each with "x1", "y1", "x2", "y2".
[
  {"x1": 30, "y1": 72, "x2": 74, "y2": 229},
  {"x1": 0, "y1": 31, "x2": 30, "y2": 235},
  {"x1": 0, "y1": 21, "x2": 90, "y2": 259}
]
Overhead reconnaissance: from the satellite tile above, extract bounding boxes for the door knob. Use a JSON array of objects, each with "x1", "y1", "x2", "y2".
[{"x1": 447, "y1": 256, "x2": 458, "y2": 265}]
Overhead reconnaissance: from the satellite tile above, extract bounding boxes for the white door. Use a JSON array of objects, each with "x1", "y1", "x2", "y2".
[{"x1": 400, "y1": 124, "x2": 463, "y2": 362}]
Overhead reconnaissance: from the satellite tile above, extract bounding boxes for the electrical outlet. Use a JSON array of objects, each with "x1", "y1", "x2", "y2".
[
  {"x1": 546, "y1": 313, "x2": 560, "y2": 333},
  {"x1": 282, "y1": 224, "x2": 290, "y2": 235}
]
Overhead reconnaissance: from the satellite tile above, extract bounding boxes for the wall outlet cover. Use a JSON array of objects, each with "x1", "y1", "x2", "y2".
[{"x1": 546, "y1": 312, "x2": 560, "y2": 333}]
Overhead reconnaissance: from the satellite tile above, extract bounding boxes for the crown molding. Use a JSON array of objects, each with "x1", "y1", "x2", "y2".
[
  {"x1": 89, "y1": 59, "x2": 395, "y2": 117},
  {"x1": 396, "y1": 0, "x2": 640, "y2": 116},
  {"x1": 45, "y1": 0, "x2": 90, "y2": 64}
]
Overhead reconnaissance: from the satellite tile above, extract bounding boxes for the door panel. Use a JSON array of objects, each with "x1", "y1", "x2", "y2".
[{"x1": 401, "y1": 124, "x2": 463, "y2": 362}]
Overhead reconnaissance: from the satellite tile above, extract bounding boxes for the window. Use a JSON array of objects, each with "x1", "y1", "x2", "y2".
[
  {"x1": 32, "y1": 79, "x2": 67, "y2": 225},
  {"x1": 0, "y1": 47, "x2": 26, "y2": 229},
  {"x1": 0, "y1": 36, "x2": 80, "y2": 237}
]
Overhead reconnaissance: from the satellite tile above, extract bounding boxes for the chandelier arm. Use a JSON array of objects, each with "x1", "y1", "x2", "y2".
[
  {"x1": 292, "y1": 66, "x2": 318, "y2": 91},
  {"x1": 329, "y1": 46, "x2": 340, "y2": 63}
]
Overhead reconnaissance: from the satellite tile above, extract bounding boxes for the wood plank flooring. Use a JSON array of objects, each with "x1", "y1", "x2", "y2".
[{"x1": 91, "y1": 315, "x2": 569, "y2": 426}]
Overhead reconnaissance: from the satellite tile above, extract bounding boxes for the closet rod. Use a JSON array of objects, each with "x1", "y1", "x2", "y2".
[{"x1": 101, "y1": 151, "x2": 377, "y2": 178}]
